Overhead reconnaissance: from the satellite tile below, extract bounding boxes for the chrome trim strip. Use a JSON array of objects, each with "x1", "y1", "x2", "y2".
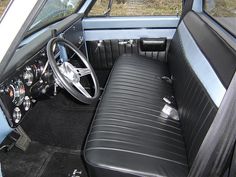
[
  {"x1": 84, "y1": 29, "x2": 176, "y2": 41},
  {"x1": 178, "y1": 22, "x2": 226, "y2": 107},
  {"x1": 83, "y1": 16, "x2": 179, "y2": 29},
  {"x1": 79, "y1": 0, "x2": 94, "y2": 14},
  {"x1": 192, "y1": 0, "x2": 203, "y2": 12}
]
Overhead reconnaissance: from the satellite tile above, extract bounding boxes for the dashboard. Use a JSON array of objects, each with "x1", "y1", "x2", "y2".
[
  {"x1": 0, "y1": 13, "x2": 84, "y2": 130},
  {"x1": 0, "y1": 49, "x2": 50, "y2": 127}
]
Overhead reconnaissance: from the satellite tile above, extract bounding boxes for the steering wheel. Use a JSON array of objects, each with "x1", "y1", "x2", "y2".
[{"x1": 46, "y1": 37, "x2": 100, "y2": 104}]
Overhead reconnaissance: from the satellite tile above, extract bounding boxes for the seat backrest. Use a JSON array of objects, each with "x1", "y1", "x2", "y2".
[{"x1": 168, "y1": 11, "x2": 236, "y2": 166}]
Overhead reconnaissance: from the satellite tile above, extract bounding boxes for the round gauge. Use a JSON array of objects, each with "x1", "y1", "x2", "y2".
[
  {"x1": 8, "y1": 80, "x2": 25, "y2": 106},
  {"x1": 13, "y1": 107, "x2": 22, "y2": 124},
  {"x1": 23, "y1": 66, "x2": 34, "y2": 86},
  {"x1": 23, "y1": 96, "x2": 31, "y2": 111}
]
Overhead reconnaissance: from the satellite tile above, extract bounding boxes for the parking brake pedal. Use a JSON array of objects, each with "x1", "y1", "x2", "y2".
[{"x1": 14, "y1": 126, "x2": 31, "y2": 151}]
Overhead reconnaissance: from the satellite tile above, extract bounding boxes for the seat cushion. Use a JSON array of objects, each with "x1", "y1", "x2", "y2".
[{"x1": 84, "y1": 54, "x2": 189, "y2": 177}]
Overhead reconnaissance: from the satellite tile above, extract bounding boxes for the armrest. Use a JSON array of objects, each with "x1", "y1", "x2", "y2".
[{"x1": 140, "y1": 38, "x2": 167, "y2": 51}]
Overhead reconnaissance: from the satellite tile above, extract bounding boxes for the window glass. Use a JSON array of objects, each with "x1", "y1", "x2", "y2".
[
  {"x1": 28, "y1": 0, "x2": 83, "y2": 34},
  {"x1": 204, "y1": 0, "x2": 236, "y2": 36},
  {"x1": 0, "y1": 0, "x2": 10, "y2": 17},
  {"x1": 88, "y1": 0, "x2": 182, "y2": 16}
]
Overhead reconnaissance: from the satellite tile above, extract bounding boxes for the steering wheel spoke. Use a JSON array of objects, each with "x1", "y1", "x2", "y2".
[
  {"x1": 47, "y1": 37, "x2": 100, "y2": 104},
  {"x1": 76, "y1": 68, "x2": 91, "y2": 77},
  {"x1": 72, "y1": 81, "x2": 92, "y2": 98}
]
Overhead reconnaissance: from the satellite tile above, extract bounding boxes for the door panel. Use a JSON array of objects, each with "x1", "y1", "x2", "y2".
[
  {"x1": 87, "y1": 39, "x2": 169, "y2": 87},
  {"x1": 87, "y1": 39, "x2": 168, "y2": 70}
]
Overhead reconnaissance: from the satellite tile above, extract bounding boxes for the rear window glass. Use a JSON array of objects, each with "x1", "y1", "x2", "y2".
[
  {"x1": 88, "y1": 0, "x2": 182, "y2": 16},
  {"x1": 204, "y1": 0, "x2": 236, "y2": 36}
]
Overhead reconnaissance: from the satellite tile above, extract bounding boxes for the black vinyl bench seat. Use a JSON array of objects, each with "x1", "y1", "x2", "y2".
[{"x1": 84, "y1": 11, "x2": 236, "y2": 177}]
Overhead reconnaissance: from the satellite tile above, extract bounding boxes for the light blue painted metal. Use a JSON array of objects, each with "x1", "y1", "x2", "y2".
[
  {"x1": 192, "y1": 0, "x2": 203, "y2": 12},
  {"x1": 0, "y1": 163, "x2": 2, "y2": 177},
  {"x1": 79, "y1": 0, "x2": 94, "y2": 14},
  {"x1": 0, "y1": 107, "x2": 12, "y2": 144},
  {"x1": 83, "y1": 16, "x2": 179, "y2": 29},
  {"x1": 84, "y1": 29, "x2": 176, "y2": 41},
  {"x1": 58, "y1": 45, "x2": 68, "y2": 62},
  {"x1": 20, "y1": 28, "x2": 47, "y2": 47},
  {"x1": 178, "y1": 22, "x2": 226, "y2": 107}
]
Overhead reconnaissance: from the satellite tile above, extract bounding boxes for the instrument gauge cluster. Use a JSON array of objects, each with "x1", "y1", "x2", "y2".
[
  {"x1": 2, "y1": 77, "x2": 32, "y2": 126},
  {"x1": 0, "y1": 51, "x2": 48, "y2": 127},
  {"x1": 1, "y1": 77, "x2": 31, "y2": 126}
]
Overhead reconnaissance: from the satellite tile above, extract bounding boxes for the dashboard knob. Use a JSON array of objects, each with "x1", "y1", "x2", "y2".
[
  {"x1": 23, "y1": 96, "x2": 31, "y2": 111},
  {"x1": 13, "y1": 107, "x2": 22, "y2": 124}
]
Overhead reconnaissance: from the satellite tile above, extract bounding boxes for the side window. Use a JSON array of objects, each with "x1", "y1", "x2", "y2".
[
  {"x1": 0, "y1": 0, "x2": 10, "y2": 17},
  {"x1": 88, "y1": 0, "x2": 182, "y2": 17},
  {"x1": 204, "y1": 0, "x2": 236, "y2": 36}
]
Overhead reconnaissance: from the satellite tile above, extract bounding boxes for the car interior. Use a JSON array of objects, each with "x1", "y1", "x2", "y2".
[{"x1": 0, "y1": 0, "x2": 236, "y2": 177}]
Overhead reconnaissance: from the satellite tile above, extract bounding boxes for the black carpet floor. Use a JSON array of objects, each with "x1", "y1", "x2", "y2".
[
  {"x1": 22, "y1": 91, "x2": 98, "y2": 150},
  {"x1": 0, "y1": 142, "x2": 86, "y2": 177},
  {"x1": 41, "y1": 152, "x2": 87, "y2": 177},
  {"x1": 0, "y1": 91, "x2": 98, "y2": 177}
]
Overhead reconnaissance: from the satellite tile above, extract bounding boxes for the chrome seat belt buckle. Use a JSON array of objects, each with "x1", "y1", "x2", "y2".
[
  {"x1": 71, "y1": 169, "x2": 82, "y2": 177},
  {"x1": 162, "y1": 104, "x2": 179, "y2": 121},
  {"x1": 163, "y1": 97, "x2": 172, "y2": 104},
  {"x1": 163, "y1": 96, "x2": 176, "y2": 107}
]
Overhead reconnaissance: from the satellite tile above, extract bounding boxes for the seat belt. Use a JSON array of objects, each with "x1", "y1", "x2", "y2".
[{"x1": 188, "y1": 72, "x2": 236, "y2": 177}]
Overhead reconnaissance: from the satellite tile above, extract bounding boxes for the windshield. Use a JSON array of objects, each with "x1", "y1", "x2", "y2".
[{"x1": 29, "y1": 0, "x2": 83, "y2": 34}]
